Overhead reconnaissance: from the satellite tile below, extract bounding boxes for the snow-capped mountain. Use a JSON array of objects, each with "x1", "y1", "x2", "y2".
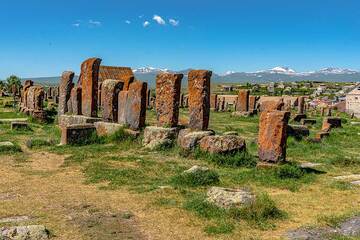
[
  {"x1": 133, "y1": 67, "x2": 169, "y2": 74},
  {"x1": 316, "y1": 67, "x2": 358, "y2": 75},
  {"x1": 130, "y1": 66, "x2": 360, "y2": 86},
  {"x1": 262, "y1": 67, "x2": 296, "y2": 75}
]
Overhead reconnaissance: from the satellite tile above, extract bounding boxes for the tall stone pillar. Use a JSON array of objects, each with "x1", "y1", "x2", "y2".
[
  {"x1": 59, "y1": 71, "x2": 74, "y2": 115},
  {"x1": 188, "y1": 70, "x2": 212, "y2": 130},
  {"x1": 101, "y1": 79, "x2": 124, "y2": 122},
  {"x1": 80, "y1": 58, "x2": 102, "y2": 117},
  {"x1": 155, "y1": 73, "x2": 183, "y2": 127}
]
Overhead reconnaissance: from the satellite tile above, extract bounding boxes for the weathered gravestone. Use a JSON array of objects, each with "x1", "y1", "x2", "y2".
[
  {"x1": 155, "y1": 73, "x2": 183, "y2": 127},
  {"x1": 210, "y1": 94, "x2": 218, "y2": 111},
  {"x1": 101, "y1": 79, "x2": 124, "y2": 122},
  {"x1": 188, "y1": 70, "x2": 212, "y2": 130},
  {"x1": 236, "y1": 90, "x2": 250, "y2": 112},
  {"x1": 258, "y1": 111, "x2": 290, "y2": 163},
  {"x1": 80, "y1": 58, "x2": 102, "y2": 117},
  {"x1": 70, "y1": 86, "x2": 82, "y2": 115},
  {"x1": 117, "y1": 81, "x2": 147, "y2": 130},
  {"x1": 59, "y1": 71, "x2": 74, "y2": 115}
]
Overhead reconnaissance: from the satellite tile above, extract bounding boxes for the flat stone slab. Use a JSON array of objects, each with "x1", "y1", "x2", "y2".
[
  {"x1": 350, "y1": 180, "x2": 360, "y2": 185},
  {"x1": 350, "y1": 122, "x2": 360, "y2": 125},
  {"x1": 60, "y1": 124, "x2": 96, "y2": 145},
  {"x1": 334, "y1": 174, "x2": 360, "y2": 180},
  {"x1": 0, "y1": 118, "x2": 27, "y2": 124},
  {"x1": 0, "y1": 215, "x2": 30, "y2": 223},
  {"x1": 287, "y1": 216, "x2": 360, "y2": 239},
  {"x1": 11, "y1": 121, "x2": 30, "y2": 130},
  {"x1": 300, "y1": 162, "x2": 322, "y2": 168},
  {"x1": 58, "y1": 115, "x2": 101, "y2": 127},
  {"x1": 207, "y1": 187, "x2": 255, "y2": 208},
  {"x1": 184, "y1": 165, "x2": 210, "y2": 174},
  {"x1": 0, "y1": 142, "x2": 15, "y2": 147},
  {"x1": 0, "y1": 225, "x2": 49, "y2": 240}
]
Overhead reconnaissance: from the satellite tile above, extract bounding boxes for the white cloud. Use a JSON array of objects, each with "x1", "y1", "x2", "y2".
[
  {"x1": 153, "y1": 15, "x2": 165, "y2": 25},
  {"x1": 138, "y1": 15, "x2": 144, "y2": 19},
  {"x1": 143, "y1": 21, "x2": 150, "y2": 27},
  {"x1": 169, "y1": 19, "x2": 179, "y2": 26},
  {"x1": 72, "y1": 23, "x2": 80, "y2": 27},
  {"x1": 89, "y1": 20, "x2": 102, "y2": 27},
  {"x1": 125, "y1": 20, "x2": 131, "y2": 24}
]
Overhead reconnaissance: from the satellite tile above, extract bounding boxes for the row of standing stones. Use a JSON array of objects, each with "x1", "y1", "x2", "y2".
[
  {"x1": 52, "y1": 57, "x2": 343, "y2": 164},
  {"x1": 13, "y1": 57, "x2": 344, "y2": 164}
]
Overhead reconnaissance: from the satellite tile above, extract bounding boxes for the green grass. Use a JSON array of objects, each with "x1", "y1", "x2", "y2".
[
  {"x1": 183, "y1": 192, "x2": 285, "y2": 233},
  {"x1": 171, "y1": 169, "x2": 220, "y2": 187}
]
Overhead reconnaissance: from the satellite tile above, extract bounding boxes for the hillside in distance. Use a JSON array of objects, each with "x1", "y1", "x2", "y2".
[{"x1": 22, "y1": 67, "x2": 360, "y2": 87}]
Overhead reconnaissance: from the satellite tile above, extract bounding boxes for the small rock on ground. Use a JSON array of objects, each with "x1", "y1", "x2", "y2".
[
  {"x1": 184, "y1": 165, "x2": 209, "y2": 174},
  {"x1": 0, "y1": 215, "x2": 30, "y2": 224},
  {"x1": 207, "y1": 187, "x2": 255, "y2": 208},
  {"x1": 0, "y1": 225, "x2": 49, "y2": 240}
]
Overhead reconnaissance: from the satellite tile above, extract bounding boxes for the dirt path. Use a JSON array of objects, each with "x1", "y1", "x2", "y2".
[{"x1": 0, "y1": 148, "x2": 214, "y2": 240}]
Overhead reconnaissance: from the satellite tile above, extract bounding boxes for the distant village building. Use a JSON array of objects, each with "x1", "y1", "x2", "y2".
[
  {"x1": 221, "y1": 85, "x2": 234, "y2": 92},
  {"x1": 346, "y1": 84, "x2": 360, "y2": 117}
]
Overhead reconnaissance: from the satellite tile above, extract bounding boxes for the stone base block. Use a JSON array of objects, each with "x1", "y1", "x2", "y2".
[
  {"x1": 199, "y1": 135, "x2": 246, "y2": 154},
  {"x1": 322, "y1": 117, "x2": 342, "y2": 132},
  {"x1": 301, "y1": 118, "x2": 317, "y2": 125},
  {"x1": 143, "y1": 126, "x2": 178, "y2": 150},
  {"x1": 177, "y1": 129, "x2": 214, "y2": 151},
  {"x1": 11, "y1": 121, "x2": 30, "y2": 130},
  {"x1": 94, "y1": 122, "x2": 124, "y2": 137},
  {"x1": 58, "y1": 115, "x2": 101, "y2": 127},
  {"x1": 293, "y1": 114, "x2": 307, "y2": 122},
  {"x1": 315, "y1": 131, "x2": 330, "y2": 141},
  {"x1": 31, "y1": 110, "x2": 47, "y2": 123},
  {"x1": 288, "y1": 125, "x2": 310, "y2": 139},
  {"x1": 60, "y1": 124, "x2": 96, "y2": 145}
]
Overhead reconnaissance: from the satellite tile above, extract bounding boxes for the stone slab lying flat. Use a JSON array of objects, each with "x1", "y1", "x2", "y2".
[
  {"x1": 11, "y1": 121, "x2": 30, "y2": 130},
  {"x1": 58, "y1": 115, "x2": 101, "y2": 127},
  {"x1": 0, "y1": 118, "x2": 27, "y2": 124},
  {"x1": 300, "y1": 162, "x2": 322, "y2": 168},
  {"x1": 333, "y1": 174, "x2": 360, "y2": 180},
  {"x1": 0, "y1": 215, "x2": 30, "y2": 224}
]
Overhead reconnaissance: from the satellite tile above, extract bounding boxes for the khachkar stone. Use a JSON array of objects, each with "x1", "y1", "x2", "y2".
[
  {"x1": 118, "y1": 90, "x2": 129, "y2": 125},
  {"x1": 101, "y1": 79, "x2": 124, "y2": 122},
  {"x1": 80, "y1": 58, "x2": 102, "y2": 117},
  {"x1": 188, "y1": 70, "x2": 212, "y2": 130},
  {"x1": 34, "y1": 87, "x2": 45, "y2": 110},
  {"x1": 70, "y1": 86, "x2": 82, "y2": 115},
  {"x1": 22, "y1": 80, "x2": 34, "y2": 108},
  {"x1": 125, "y1": 81, "x2": 147, "y2": 130},
  {"x1": 210, "y1": 94, "x2": 218, "y2": 111},
  {"x1": 249, "y1": 96, "x2": 257, "y2": 111},
  {"x1": 236, "y1": 90, "x2": 250, "y2": 112},
  {"x1": 298, "y1": 96, "x2": 305, "y2": 114},
  {"x1": 155, "y1": 73, "x2": 183, "y2": 127},
  {"x1": 26, "y1": 86, "x2": 37, "y2": 110},
  {"x1": 258, "y1": 111, "x2": 290, "y2": 163},
  {"x1": 59, "y1": 71, "x2": 74, "y2": 115}
]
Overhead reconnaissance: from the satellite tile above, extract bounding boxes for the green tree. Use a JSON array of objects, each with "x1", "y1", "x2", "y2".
[{"x1": 6, "y1": 75, "x2": 21, "y2": 93}]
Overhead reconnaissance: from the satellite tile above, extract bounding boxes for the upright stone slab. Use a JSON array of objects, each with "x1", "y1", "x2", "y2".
[
  {"x1": 101, "y1": 79, "x2": 124, "y2": 122},
  {"x1": 155, "y1": 73, "x2": 183, "y2": 127},
  {"x1": 118, "y1": 91, "x2": 129, "y2": 125},
  {"x1": 210, "y1": 94, "x2": 218, "y2": 111},
  {"x1": 258, "y1": 111, "x2": 290, "y2": 163},
  {"x1": 322, "y1": 117, "x2": 342, "y2": 132},
  {"x1": 34, "y1": 87, "x2": 45, "y2": 110},
  {"x1": 80, "y1": 58, "x2": 102, "y2": 117},
  {"x1": 59, "y1": 71, "x2": 74, "y2": 115},
  {"x1": 125, "y1": 81, "x2": 147, "y2": 130},
  {"x1": 236, "y1": 90, "x2": 250, "y2": 112},
  {"x1": 70, "y1": 86, "x2": 82, "y2": 115},
  {"x1": 188, "y1": 70, "x2": 212, "y2": 130},
  {"x1": 298, "y1": 96, "x2": 305, "y2": 114},
  {"x1": 26, "y1": 86, "x2": 37, "y2": 109},
  {"x1": 249, "y1": 96, "x2": 257, "y2": 111}
]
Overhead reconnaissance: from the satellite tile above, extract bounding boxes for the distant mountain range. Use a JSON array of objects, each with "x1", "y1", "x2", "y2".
[{"x1": 22, "y1": 66, "x2": 360, "y2": 87}]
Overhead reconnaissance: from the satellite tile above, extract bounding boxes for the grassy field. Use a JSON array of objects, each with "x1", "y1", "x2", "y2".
[{"x1": 0, "y1": 99, "x2": 360, "y2": 239}]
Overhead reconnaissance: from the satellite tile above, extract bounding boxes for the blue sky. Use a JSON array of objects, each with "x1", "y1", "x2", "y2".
[{"x1": 1, "y1": 0, "x2": 360, "y2": 78}]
